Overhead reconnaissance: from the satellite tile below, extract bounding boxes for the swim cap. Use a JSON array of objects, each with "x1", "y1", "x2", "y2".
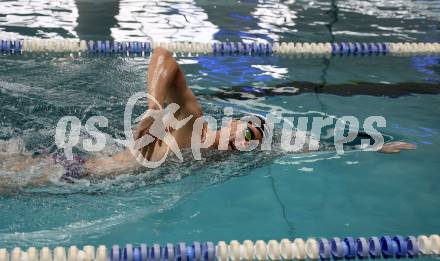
[{"x1": 247, "y1": 113, "x2": 272, "y2": 140}]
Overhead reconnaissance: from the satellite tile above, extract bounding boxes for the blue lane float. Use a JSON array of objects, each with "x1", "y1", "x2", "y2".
[
  {"x1": 175, "y1": 242, "x2": 187, "y2": 261},
  {"x1": 0, "y1": 40, "x2": 20, "y2": 53},
  {"x1": 380, "y1": 236, "x2": 409, "y2": 259},
  {"x1": 161, "y1": 243, "x2": 175, "y2": 261},
  {"x1": 368, "y1": 237, "x2": 382, "y2": 259},
  {"x1": 355, "y1": 238, "x2": 369, "y2": 259},
  {"x1": 0, "y1": 236, "x2": 439, "y2": 260},
  {"x1": 344, "y1": 237, "x2": 357, "y2": 259},
  {"x1": 406, "y1": 236, "x2": 419, "y2": 258},
  {"x1": 331, "y1": 42, "x2": 389, "y2": 56},
  {"x1": 1, "y1": 39, "x2": 440, "y2": 56},
  {"x1": 319, "y1": 238, "x2": 331, "y2": 260},
  {"x1": 330, "y1": 237, "x2": 344, "y2": 260}
]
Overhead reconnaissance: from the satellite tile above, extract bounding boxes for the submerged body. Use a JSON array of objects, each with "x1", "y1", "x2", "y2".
[{"x1": 0, "y1": 48, "x2": 415, "y2": 188}]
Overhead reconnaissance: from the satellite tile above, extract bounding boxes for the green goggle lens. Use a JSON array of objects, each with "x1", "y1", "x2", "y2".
[{"x1": 244, "y1": 127, "x2": 254, "y2": 141}]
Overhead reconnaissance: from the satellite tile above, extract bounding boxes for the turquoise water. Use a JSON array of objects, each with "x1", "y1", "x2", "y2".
[{"x1": 0, "y1": 0, "x2": 440, "y2": 256}]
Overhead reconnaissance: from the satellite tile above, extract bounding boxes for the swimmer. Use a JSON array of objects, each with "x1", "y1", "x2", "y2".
[
  {"x1": 131, "y1": 47, "x2": 415, "y2": 157},
  {"x1": 0, "y1": 47, "x2": 416, "y2": 187}
]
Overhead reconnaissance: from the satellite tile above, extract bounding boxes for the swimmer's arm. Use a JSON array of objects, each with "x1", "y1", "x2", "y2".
[
  {"x1": 147, "y1": 47, "x2": 202, "y2": 116},
  {"x1": 314, "y1": 130, "x2": 416, "y2": 154},
  {"x1": 378, "y1": 141, "x2": 416, "y2": 153},
  {"x1": 84, "y1": 150, "x2": 142, "y2": 178},
  {"x1": 136, "y1": 47, "x2": 203, "y2": 157},
  {"x1": 314, "y1": 141, "x2": 416, "y2": 153}
]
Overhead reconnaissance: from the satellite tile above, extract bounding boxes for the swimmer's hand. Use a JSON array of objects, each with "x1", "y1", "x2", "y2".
[{"x1": 379, "y1": 141, "x2": 416, "y2": 153}]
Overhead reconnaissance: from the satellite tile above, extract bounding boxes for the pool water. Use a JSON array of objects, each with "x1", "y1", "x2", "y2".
[{"x1": 0, "y1": 0, "x2": 440, "y2": 255}]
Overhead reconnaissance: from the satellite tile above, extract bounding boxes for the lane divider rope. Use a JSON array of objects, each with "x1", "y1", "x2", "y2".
[
  {"x1": 0, "y1": 234, "x2": 439, "y2": 261},
  {"x1": 1, "y1": 39, "x2": 440, "y2": 56}
]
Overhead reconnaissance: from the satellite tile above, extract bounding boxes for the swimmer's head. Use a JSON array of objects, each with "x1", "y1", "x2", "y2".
[{"x1": 212, "y1": 113, "x2": 268, "y2": 151}]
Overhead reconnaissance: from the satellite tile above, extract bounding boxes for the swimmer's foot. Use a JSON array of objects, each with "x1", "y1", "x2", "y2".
[{"x1": 379, "y1": 141, "x2": 416, "y2": 153}]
